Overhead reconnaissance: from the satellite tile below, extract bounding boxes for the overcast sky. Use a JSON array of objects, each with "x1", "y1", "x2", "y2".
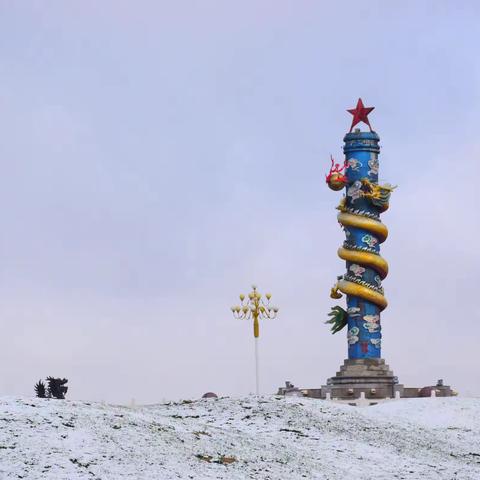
[{"x1": 0, "y1": 1, "x2": 479, "y2": 403}]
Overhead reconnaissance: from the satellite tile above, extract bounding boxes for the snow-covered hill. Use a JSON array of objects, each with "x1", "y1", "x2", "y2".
[{"x1": 1, "y1": 395, "x2": 479, "y2": 479}]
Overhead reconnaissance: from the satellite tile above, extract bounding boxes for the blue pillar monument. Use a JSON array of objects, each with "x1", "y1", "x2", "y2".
[{"x1": 322, "y1": 99, "x2": 401, "y2": 400}]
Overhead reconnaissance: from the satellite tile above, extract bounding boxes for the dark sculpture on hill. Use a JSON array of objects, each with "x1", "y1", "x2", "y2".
[
  {"x1": 34, "y1": 377, "x2": 68, "y2": 399},
  {"x1": 47, "y1": 377, "x2": 68, "y2": 399},
  {"x1": 34, "y1": 380, "x2": 47, "y2": 398}
]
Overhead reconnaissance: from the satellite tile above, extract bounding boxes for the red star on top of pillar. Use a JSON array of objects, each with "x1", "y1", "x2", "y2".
[{"x1": 347, "y1": 98, "x2": 374, "y2": 132}]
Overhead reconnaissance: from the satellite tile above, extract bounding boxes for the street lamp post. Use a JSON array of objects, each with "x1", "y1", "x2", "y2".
[{"x1": 231, "y1": 285, "x2": 279, "y2": 395}]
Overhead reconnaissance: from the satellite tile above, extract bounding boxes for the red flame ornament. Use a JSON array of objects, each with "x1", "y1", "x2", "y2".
[{"x1": 326, "y1": 155, "x2": 347, "y2": 191}]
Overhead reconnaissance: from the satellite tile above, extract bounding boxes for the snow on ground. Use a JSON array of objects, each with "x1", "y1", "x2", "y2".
[{"x1": 1, "y1": 395, "x2": 479, "y2": 479}]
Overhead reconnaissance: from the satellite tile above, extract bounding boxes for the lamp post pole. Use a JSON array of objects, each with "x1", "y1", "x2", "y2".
[{"x1": 231, "y1": 285, "x2": 278, "y2": 395}]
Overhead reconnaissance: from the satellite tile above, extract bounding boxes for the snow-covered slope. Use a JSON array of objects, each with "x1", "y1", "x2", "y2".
[{"x1": 1, "y1": 395, "x2": 479, "y2": 479}]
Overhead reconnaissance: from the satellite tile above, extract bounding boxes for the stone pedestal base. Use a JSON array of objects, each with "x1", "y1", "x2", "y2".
[{"x1": 321, "y1": 358, "x2": 403, "y2": 400}]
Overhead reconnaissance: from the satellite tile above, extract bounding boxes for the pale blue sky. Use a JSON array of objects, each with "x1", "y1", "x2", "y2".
[{"x1": 0, "y1": 1, "x2": 479, "y2": 402}]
